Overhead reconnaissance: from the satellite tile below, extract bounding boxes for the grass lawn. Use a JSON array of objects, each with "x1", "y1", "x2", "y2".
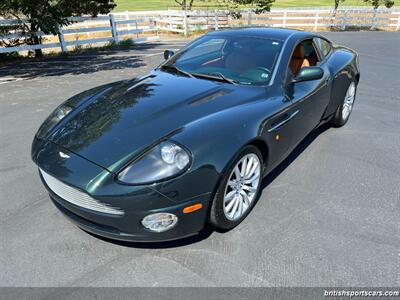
[{"x1": 113, "y1": 0, "x2": 370, "y2": 11}]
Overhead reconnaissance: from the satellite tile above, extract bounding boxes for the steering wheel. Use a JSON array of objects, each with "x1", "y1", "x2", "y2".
[
  {"x1": 240, "y1": 67, "x2": 272, "y2": 83},
  {"x1": 256, "y1": 67, "x2": 271, "y2": 75}
]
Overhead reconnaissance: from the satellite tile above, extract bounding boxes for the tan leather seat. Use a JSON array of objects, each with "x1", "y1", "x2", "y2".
[{"x1": 289, "y1": 44, "x2": 310, "y2": 75}]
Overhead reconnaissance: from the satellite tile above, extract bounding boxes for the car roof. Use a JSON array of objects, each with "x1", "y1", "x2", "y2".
[{"x1": 207, "y1": 27, "x2": 310, "y2": 41}]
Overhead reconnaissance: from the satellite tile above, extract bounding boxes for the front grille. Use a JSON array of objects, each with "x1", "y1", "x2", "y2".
[{"x1": 40, "y1": 169, "x2": 124, "y2": 216}]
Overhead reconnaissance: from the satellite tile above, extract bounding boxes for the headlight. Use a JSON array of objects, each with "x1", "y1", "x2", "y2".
[
  {"x1": 117, "y1": 141, "x2": 191, "y2": 184},
  {"x1": 36, "y1": 105, "x2": 73, "y2": 139}
]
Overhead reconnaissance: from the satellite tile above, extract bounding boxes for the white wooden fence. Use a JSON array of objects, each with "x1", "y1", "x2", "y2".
[
  {"x1": 157, "y1": 7, "x2": 400, "y2": 34},
  {"x1": 0, "y1": 13, "x2": 159, "y2": 54},
  {"x1": 1, "y1": 7, "x2": 399, "y2": 54}
]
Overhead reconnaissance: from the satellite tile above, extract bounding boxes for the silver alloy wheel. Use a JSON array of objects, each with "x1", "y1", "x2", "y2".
[
  {"x1": 223, "y1": 153, "x2": 261, "y2": 221},
  {"x1": 342, "y1": 82, "x2": 356, "y2": 120}
]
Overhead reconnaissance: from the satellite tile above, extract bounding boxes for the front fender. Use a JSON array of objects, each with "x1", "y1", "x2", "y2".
[{"x1": 151, "y1": 99, "x2": 274, "y2": 203}]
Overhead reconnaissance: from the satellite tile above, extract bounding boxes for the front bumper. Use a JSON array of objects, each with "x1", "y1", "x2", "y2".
[
  {"x1": 33, "y1": 139, "x2": 213, "y2": 242},
  {"x1": 40, "y1": 171, "x2": 211, "y2": 242}
]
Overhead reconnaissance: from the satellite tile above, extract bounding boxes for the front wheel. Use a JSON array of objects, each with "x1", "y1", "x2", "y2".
[
  {"x1": 330, "y1": 80, "x2": 357, "y2": 127},
  {"x1": 208, "y1": 145, "x2": 263, "y2": 230}
]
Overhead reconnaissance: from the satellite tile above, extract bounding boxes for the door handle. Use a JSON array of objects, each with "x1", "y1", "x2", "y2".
[{"x1": 268, "y1": 110, "x2": 299, "y2": 132}]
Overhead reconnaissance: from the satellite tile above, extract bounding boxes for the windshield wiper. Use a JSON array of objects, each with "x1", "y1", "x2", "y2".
[
  {"x1": 160, "y1": 65, "x2": 195, "y2": 78},
  {"x1": 192, "y1": 72, "x2": 239, "y2": 85},
  {"x1": 161, "y1": 66, "x2": 239, "y2": 85},
  {"x1": 209, "y1": 72, "x2": 239, "y2": 85}
]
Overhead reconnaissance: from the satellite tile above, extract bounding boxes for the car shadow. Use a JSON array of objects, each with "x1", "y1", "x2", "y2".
[
  {"x1": 0, "y1": 42, "x2": 168, "y2": 80},
  {"x1": 260, "y1": 122, "x2": 331, "y2": 190},
  {"x1": 83, "y1": 224, "x2": 215, "y2": 249},
  {"x1": 88, "y1": 123, "x2": 332, "y2": 249}
]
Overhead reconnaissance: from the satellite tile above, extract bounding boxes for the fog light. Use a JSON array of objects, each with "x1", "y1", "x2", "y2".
[{"x1": 141, "y1": 213, "x2": 178, "y2": 232}]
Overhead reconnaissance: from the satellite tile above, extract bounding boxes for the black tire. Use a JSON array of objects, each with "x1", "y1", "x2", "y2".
[
  {"x1": 208, "y1": 145, "x2": 263, "y2": 230},
  {"x1": 330, "y1": 79, "x2": 357, "y2": 127}
]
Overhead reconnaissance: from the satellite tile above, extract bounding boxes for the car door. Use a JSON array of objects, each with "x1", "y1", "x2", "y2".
[
  {"x1": 266, "y1": 96, "x2": 304, "y2": 169},
  {"x1": 283, "y1": 39, "x2": 331, "y2": 152}
]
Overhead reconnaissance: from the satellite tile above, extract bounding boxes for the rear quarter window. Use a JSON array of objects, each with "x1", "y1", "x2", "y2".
[{"x1": 314, "y1": 37, "x2": 332, "y2": 59}]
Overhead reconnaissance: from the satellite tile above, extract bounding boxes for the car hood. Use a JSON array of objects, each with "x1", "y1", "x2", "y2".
[{"x1": 48, "y1": 70, "x2": 266, "y2": 171}]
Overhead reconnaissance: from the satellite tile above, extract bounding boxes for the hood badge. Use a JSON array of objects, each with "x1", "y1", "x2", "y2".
[{"x1": 59, "y1": 151, "x2": 70, "y2": 159}]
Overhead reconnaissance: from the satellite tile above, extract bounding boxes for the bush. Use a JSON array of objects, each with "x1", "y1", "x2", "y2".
[
  {"x1": 0, "y1": 51, "x2": 22, "y2": 62},
  {"x1": 117, "y1": 39, "x2": 135, "y2": 48}
]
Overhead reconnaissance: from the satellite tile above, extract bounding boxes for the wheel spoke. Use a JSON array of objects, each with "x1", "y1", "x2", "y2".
[
  {"x1": 240, "y1": 157, "x2": 247, "y2": 177},
  {"x1": 242, "y1": 185, "x2": 257, "y2": 193},
  {"x1": 244, "y1": 174, "x2": 259, "y2": 184},
  {"x1": 245, "y1": 157, "x2": 254, "y2": 177},
  {"x1": 231, "y1": 196, "x2": 239, "y2": 216},
  {"x1": 224, "y1": 190, "x2": 236, "y2": 203},
  {"x1": 226, "y1": 195, "x2": 237, "y2": 212},
  {"x1": 245, "y1": 161, "x2": 259, "y2": 180},
  {"x1": 348, "y1": 85, "x2": 355, "y2": 97},
  {"x1": 237, "y1": 195, "x2": 243, "y2": 217},
  {"x1": 240, "y1": 190, "x2": 251, "y2": 205},
  {"x1": 227, "y1": 180, "x2": 236, "y2": 188},
  {"x1": 234, "y1": 166, "x2": 241, "y2": 180}
]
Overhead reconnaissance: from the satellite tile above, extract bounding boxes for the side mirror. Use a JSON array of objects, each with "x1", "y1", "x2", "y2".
[
  {"x1": 164, "y1": 50, "x2": 174, "y2": 60},
  {"x1": 292, "y1": 67, "x2": 324, "y2": 83}
]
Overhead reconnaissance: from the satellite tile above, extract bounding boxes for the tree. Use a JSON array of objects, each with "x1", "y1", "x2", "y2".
[
  {"x1": 0, "y1": 0, "x2": 116, "y2": 57},
  {"x1": 174, "y1": 0, "x2": 195, "y2": 10},
  {"x1": 363, "y1": 0, "x2": 394, "y2": 9},
  {"x1": 334, "y1": 0, "x2": 345, "y2": 10},
  {"x1": 229, "y1": 0, "x2": 275, "y2": 13},
  {"x1": 330, "y1": 0, "x2": 345, "y2": 29},
  {"x1": 363, "y1": 0, "x2": 393, "y2": 30}
]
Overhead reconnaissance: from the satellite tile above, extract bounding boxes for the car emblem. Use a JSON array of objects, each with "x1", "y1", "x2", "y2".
[{"x1": 59, "y1": 151, "x2": 70, "y2": 159}]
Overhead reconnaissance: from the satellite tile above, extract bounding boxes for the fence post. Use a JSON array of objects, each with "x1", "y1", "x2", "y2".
[
  {"x1": 155, "y1": 16, "x2": 159, "y2": 37},
  {"x1": 168, "y1": 9, "x2": 172, "y2": 30},
  {"x1": 397, "y1": 14, "x2": 400, "y2": 31},
  {"x1": 125, "y1": 10, "x2": 131, "y2": 31},
  {"x1": 214, "y1": 10, "x2": 219, "y2": 31},
  {"x1": 313, "y1": 12, "x2": 319, "y2": 31},
  {"x1": 58, "y1": 28, "x2": 67, "y2": 53},
  {"x1": 85, "y1": 21, "x2": 90, "y2": 38},
  {"x1": 341, "y1": 10, "x2": 347, "y2": 30},
  {"x1": 110, "y1": 14, "x2": 119, "y2": 44},
  {"x1": 247, "y1": 11, "x2": 252, "y2": 25},
  {"x1": 283, "y1": 11, "x2": 287, "y2": 27},
  {"x1": 371, "y1": 8, "x2": 377, "y2": 30},
  {"x1": 183, "y1": 10, "x2": 188, "y2": 36}
]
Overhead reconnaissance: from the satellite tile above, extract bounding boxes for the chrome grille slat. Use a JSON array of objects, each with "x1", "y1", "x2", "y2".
[{"x1": 40, "y1": 169, "x2": 124, "y2": 216}]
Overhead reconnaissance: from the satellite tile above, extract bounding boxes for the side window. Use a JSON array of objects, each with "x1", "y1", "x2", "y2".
[
  {"x1": 314, "y1": 37, "x2": 332, "y2": 59},
  {"x1": 288, "y1": 39, "x2": 320, "y2": 76}
]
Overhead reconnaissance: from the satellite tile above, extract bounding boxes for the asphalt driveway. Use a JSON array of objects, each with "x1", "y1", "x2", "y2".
[{"x1": 0, "y1": 32, "x2": 399, "y2": 287}]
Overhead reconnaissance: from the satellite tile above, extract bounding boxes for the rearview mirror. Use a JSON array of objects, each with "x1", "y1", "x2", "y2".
[
  {"x1": 164, "y1": 50, "x2": 174, "y2": 60},
  {"x1": 292, "y1": 67, "x2": 324, "y2": 83}
]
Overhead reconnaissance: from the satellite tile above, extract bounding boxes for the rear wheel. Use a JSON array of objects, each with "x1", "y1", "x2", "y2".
[
  {"x1": 330, "y1": 80, "x2": 357, "y2": 127},
  {"x1": 208, "y1": 145, "x2": 263, "y2": 229}
]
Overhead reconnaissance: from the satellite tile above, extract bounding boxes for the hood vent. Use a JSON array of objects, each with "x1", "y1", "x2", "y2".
[
  {"x1": 189, "y1": 88, "x2": 231, "y2": 106},
  {"x1": 126, "y1": 75, "x2": 156, "y2": 93}
]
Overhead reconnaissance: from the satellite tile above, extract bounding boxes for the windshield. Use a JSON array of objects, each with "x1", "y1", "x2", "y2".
[{"x1": 161, "y1": 35, "x2": 283, "y2": 85}]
